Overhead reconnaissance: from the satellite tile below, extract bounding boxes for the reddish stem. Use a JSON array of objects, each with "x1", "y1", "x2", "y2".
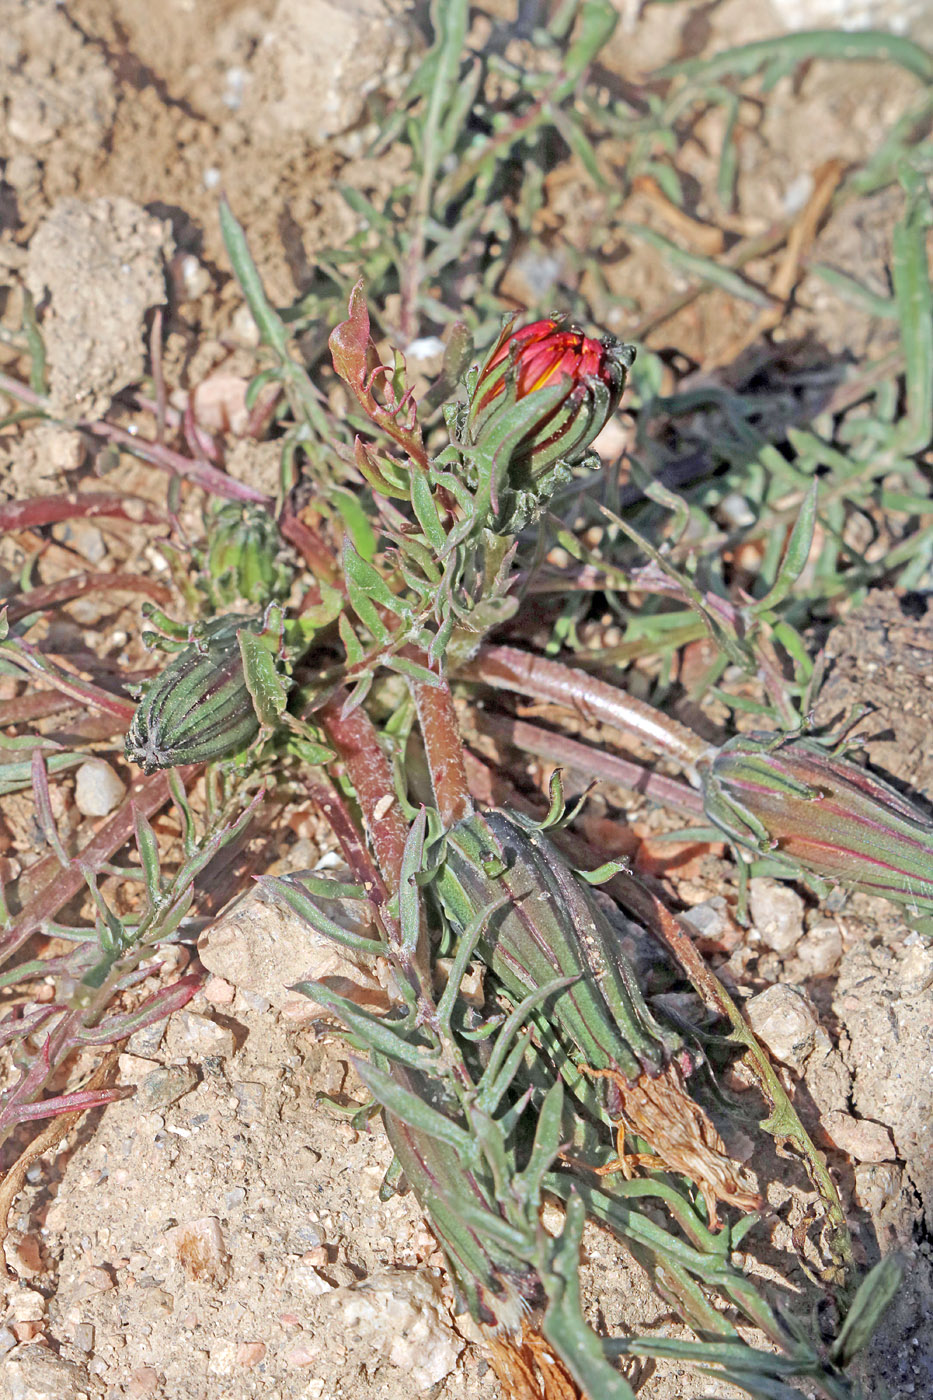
[
  {"x1": 459, "y1": 645, "x2": 710, "y2": 774},
  {"x1": 317, "y1": 693, "x2": 408, "y2": 899},
  {"x1": 0, "y1": 768, "x2": 197, "y2": 967},
  {"x1": 470, "y1": 711, "x2": 704, "y2": 817},
  {"x1": 301, "y1": 773, "x2": 391, "y2": 908},
  {"x1": 5, "y1": 645, "x2": 137, "y2": 722},
  {"x1": 410, "y1": 669, "x2": 473, "y2": 828},
  {"x1": 0, "y1": 491, "x2": 167, "y2": 532},
  {"x1": 5, "y1": 572, "x2": 172, "y2": 625}
]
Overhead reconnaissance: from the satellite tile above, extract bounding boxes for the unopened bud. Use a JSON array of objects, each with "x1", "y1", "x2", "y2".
[
  {"x1": 125, "y1": 614, "x2": 269, "y2": 772},
  {"x1": 464, "y1": 318, "x2": 634, "y2": 529},
  {"x1": 703, "y1": 732, "x2": 933, "y2": 923}
]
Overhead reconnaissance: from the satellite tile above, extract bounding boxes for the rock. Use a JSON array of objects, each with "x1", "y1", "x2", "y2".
[
  {"x1": 73, "y1": 759, "x2": 126, "y2": 817},
  {"x1": 898, "y1": 936, "x2": 933, "y2": 996},
  {"x1": 2, "y1": 1346, "x2": 90, "y2": 1400},
  {"x1": 795, "y1": 921, "x2": 842, "y2": 977},
  {"x1": 25, "y1": 198, "x2": 172, "y2": 416},
  {"x1": 163, "y1": 1011, "x2": 236, "y2": 1063},
  {"x1": 135, "y1": 1065, "x2": 199, "y2": 1113},
  {"x1": 853, "y1": 1162, "x2": 905, "y2": 1215},
  {"x1": 242, "y1": 0, "x2": 416, "y2": 145},
  {"x1": 1, "y1": 1, "x2": 116, "y2": 155},
  {"x1": 335, "y1": 1270, "x2": 464, "y2": 1389},
  {"x1": 168, "y1": 1217, "x2": 230, "y2": 1286},
  {"x1": 823, "y1": 1111, "x2": 896, "y2": 1162},
  {"x1": 231, "y1": 1080, "x2": 265, "y2": 1125},
  {"x1": 744, "y1": 984, "x2": 822, "y2": 1068},
  {"x1": 235, "y1": 1341, "x2": 266, "y2": 1368},
  {"x1": 833, "y1": 944, "x2": 933, "y2": 1224},
  {"x1": 127, "y1": 1366, "x2": 161, "y2": 1397},
  {"x1": 749, "y1": 878, "x2": 805, "y2": 954},
  {"x1": 50, "y1": 518, "x2": 104, "y2": 561},
  {"x1": 679, "y1": 897, "x2": 729, "y2": 941},
  {"x1": 198, "y1": 888, "x2": 387, "y2": 1019}
]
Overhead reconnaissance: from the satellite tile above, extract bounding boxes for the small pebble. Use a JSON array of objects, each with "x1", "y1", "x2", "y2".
[
  {"x1": 744, "y1": 984, "x2": 821, "y2": 1068},
  {"x1": 81, "y1": 1265, "x2": 115, "y2": 1293},
  {"x1": 235, "y1": 1341, "x2": 266, "y2": 1368},
  {"x1": 679, "y1": 897, "x2": 728, "y2": 942},
  {"x1": 853, "y1": 1161, "x2": 903, "y2": 1214},
  {"x1": 135, "y1": 1065, "x2": 199, "y2": 1113},
  {"x1": 168, "y1": 1217, "x2": 229, "y2": 1285},
  {"x1": 1, "y1": 1347, "x2": 90, "y2": 1397},
  {"x1": 823, "y1": 1111, "x2": 896, "y2": 1162},
  {"x1": 74, "y1": 760, "x2": 126, "y2": 817},
  {"x1": 898, "y1": 937, "x2": 933, "y2": 996},
  {"x1": 51, "y1": 517, "x2": 105, "y2": 560},
  {"x1": 163, "y1": 1011, "x2": 235, "y2": 1062},
  {"x1": 203, "y1": 975, "x2": 236, "y2": 1006},
  {"x1": 72, "y1": 1322, "x2": 94, "y2": 1353},
  {"x1": 749, "y1": 878, "x2": 805, "y2": 955},
  {"x1": 232, "y1": 1081, "x2": 266, "y2": 1125},
  {"x1": 127, "y1": 1366, "x2": 161, "y2": 1397},
  {"x1": 796, "y1": 922, "x2": 842, "y2": 977},
  {"x1": 178, "y1": 253, "x2": 212, "y2": 300}
]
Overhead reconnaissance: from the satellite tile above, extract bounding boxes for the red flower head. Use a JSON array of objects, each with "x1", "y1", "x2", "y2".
[{"x1": 466, "y1": 317, "x2": 635, "y2": 480}]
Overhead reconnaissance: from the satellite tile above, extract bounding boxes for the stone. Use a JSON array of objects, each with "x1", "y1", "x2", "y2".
[
  {"x1": 231, "y1": 1081, "x2": 265, "y2": 1125},
  {"x1": 50, "y1": 519, "x2": 104, "y2": 561},
  {"x1": 234, "y1": 1341, "x2": 266, "y2": 1368},
  {"x1": 199, "y1": 888, "x2": 387, "y2": 1018},
  {"x1": 749, "y1": 878, "x2": 805, "y2": 954},
  {"x1": 168, "y1": 1217, "x2": 229, "y2": 1286},
  {"x1": 2, "y1": 1346, "x2": 90, "y2": 1400},
  {"x1": 335, "y1": 1270, "x2": 464, "y2": 1389},
  {"x1": 853, "y1": 1162, "x2": 905, "y2": 1215},
  {"x1": 163, "y1": 1011, "x2": 235, "y2": 1063},
  {"x1": 25, "y1": 198, "x2": 171, "y2": 416},
  {"x1": 823, "y1": 1111, "x2": 896, "y2": 1162},
  {"x1": 795, "y1": 922, "x2": 842, "y2": 977},
  {"x1": 744, "y1": 984, "x2": 821, "y2": 1068},
  {"x1": 135, "y1": 1065, "x2": 199, "y2": 1113},
  {"x1": 73, "y1": 760, "x2": 126, "y2": 817},
  {"x1": 898, "y1": 936, "x2": 933, "y2": 996},
  {"x1": 241, "y1": 0, "x2": 416, "y2": 145},
  {"x1": 679, "y1": 897, "x2": 729, "y2": 942}
]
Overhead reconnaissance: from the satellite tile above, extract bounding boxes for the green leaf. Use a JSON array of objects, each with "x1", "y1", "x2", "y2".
[
  {"x1": 219, "y1": 199, "x2": 289, "y2": 359},
  {"x1": 134, "y1": 808, "x2": 162, "y2": 907},
  {"x1": 352, "y1": 1058, "x2": 474, "y2": 1154},
  {"x1": 749, "y1": 482, "x2": 817, "y2": 616},
  {"x1": 830, "y1": 1253, "x2": 903, "y2": 1367},
  {"x1": 296, "y1": 982, "x2": 434, "y2": 1071},
  {"x1": 264, "y1": 875, "x2": 385, "y2": 957},
  {"x1": 238, "y1": 628, "x2": 290, "y2": 727},
  {"x1": 410, "y1": 470, "x2": 447, "y2": 552},
  {"x1": 331, "y1": 487, "x2": 379, "y2": 563}
]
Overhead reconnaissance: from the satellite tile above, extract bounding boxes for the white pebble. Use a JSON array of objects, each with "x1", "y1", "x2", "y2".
[
  {"x1": 745, "y1": 984, "x2": 821, "y2": 1069},
  {"x1": 74, "y1": 760, "x2": 126, "y2": 817},
  {"x1": 749, "y1": 878, "x2": 805, "y2": 955}
]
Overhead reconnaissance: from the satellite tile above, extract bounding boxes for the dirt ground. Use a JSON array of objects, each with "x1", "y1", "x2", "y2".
[{"x1": 1, "y1": 0, "x2": 932, "y2": 1397}]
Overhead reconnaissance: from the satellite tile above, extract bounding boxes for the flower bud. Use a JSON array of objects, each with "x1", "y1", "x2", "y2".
[
  {"x1": 703, "y1": 732, "x2": 933, "y2": 921},
  {"x1": 206, "y1": 502, "x2": 294, "y2": 605},
  {"x1": 437, "y1": 808, "x2": 758, "y2": 1226},
  {"x1": 463, "y1": 318, "x2": 634, "y2": 530},
  {"x1": 125, "y1": 614, "x2": 268, "y2": 772}
]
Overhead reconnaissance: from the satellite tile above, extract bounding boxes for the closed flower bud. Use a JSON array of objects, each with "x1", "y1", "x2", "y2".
[
  {"x1": 437, "y1": 809, "x2": 758, "y2": 1226},
  {"x1": 125, "y1": 614, "x2": 269, "y2": 772},
  {"x1": 206, "y1": 502, "x2": 294, "y2": 605},
  {"x1": 463, "y1": 318, "x2": 634, "y2": 531},
  {"x1": 703, "y1": 732, "x2": 933, "y2": 922}
]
